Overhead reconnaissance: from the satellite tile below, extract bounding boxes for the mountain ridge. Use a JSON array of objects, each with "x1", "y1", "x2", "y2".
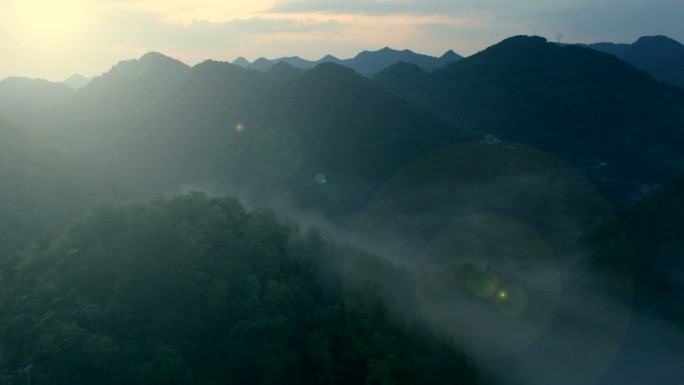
[
  {"x1": 586, "y1": 35, "x2": 684, "y2": 87},
  {"x1": 374, "y1": 35, "x2": 684, "y2": 206},
  {"x1": 232, "y1": 46, "x2": 463, "y2": 77}
]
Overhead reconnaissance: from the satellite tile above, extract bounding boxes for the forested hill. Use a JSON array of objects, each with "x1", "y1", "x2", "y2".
[
  {"x1": 586, "y1": 35, "x2": 684, "y2": 87},
  {"x1": 622, "y1": 173, "x2": 684, "y2": 310},
  {"x1": 374, "y1": 35, "x2": 684, "y2": 206},
  {"x1": 0, "y1": 193, "x2": 481, "y2": 385},
  {"x1": 8, "y1": 55, "x2": 467, "y2": 224}
]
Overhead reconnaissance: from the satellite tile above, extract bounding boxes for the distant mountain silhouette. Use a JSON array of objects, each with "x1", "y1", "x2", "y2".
[
  {"x1": 347, "y1": 47, "x2": 462, "y2": 76},
  {"x1": 375, "y1": 35, "x2": 684, "y2": 206},
  {"x1": 10, "y1": 55, "x2": 465, "y2": 221},
  {"x1": 79, "y1": 51, "x2": 191, "y2": 109},
  {"x1": 4, "y1": 39, "x2": 684, "y2": 212},
  {"x1": 232, "y1": 47, "x2": 462, "y2": 77},
  {"x1": 265, "y1": 61, "x2": 305, "y2": 81},
  {"x1": 0, "y1": 77, "x2": 73, "y2": 128},
  {"x1": 64, "y1": 52, "x2": 192, "y2": 140},
  {"x1": 62, "y1": 73, "x2": 91, "y2": 89},
  {"x1": 586, "y1": 35, "x2": 684, "y2": 87},
  {"x1": 231, "y1": 56, "x2": 250, "y2": 67}
]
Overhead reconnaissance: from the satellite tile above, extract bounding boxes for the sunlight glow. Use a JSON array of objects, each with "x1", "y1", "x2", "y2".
[
  {"x1": 10, "y1": 0, "x2": 87, "y2": 48},
  {"x1": 105, "y1": 0, "x2": 275, "y2": 24}
]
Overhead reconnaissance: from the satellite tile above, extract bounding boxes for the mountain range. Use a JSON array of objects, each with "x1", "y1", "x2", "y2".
[
  {"x1": 232, "y1": 46, "x2": 463, "y2": 77},
  {"x1": 374, "y1": 35, "x2": 684, "y2": 206},
  {"x1": 0, "y1": 34, "x2": 683, "y2": 384},
  {"x1": 1, "y1": 36, "x2": 683, "y2": 213},
  {"x1": 54, "y1": 35, "x2": 683, "y2": 93}
]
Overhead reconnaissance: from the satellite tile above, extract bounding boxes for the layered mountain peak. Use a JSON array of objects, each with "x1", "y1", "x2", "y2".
[
  {"x1": 63, "y1": 73, "x2": 90, "y2": 89},
  {"x1": 111, "y1": 51, "x2": 190, "y2": 79},
  {"x1": 440, "y1": 49, "x2": 462, "y2": 60},
  {"x1": 266, "y1": 61, "x2": 304, "y2": 81},
  {"x1": 300, "y1": 61, "x2": 360, "y2": 85},
  {"x1": 319, "y1": 54, "x2": 341, "y2": 61},
  {"x1": 231, "y1": 56, "x2": 250, "y2": 67},
  {"x1": 375, "y1": 34, "x2": 684, "y2": 206},
  {"x1": 71, "y1": 52, "x2": 192, "y2": 117},
  {"x1": 192, "y1": 59, "x2": 249, "y2": 77},
  {"x1": 587, "y1": 35, "x2": 684, "y2": 87},
  {"x1": 476, "y1": 35, "x2": 550, "y2": 58},
  {"x1": 632, "y1": 35, "x2": 683, "y2": 50}
]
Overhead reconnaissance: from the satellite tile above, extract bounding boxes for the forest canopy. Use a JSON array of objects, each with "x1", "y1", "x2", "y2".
[{"x1": 0, "y1": 193, "x2": 479, "y2": 385}]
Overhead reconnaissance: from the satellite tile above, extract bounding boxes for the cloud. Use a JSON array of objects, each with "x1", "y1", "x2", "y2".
[
  {"x1": 269, "y1": 0, "x2": 572, "y2": 17},
  {"x1": 3, "y1": 0, "x2": 683, "y2": 80},
  {"x1": 271, "y1": 0, "x2": 422, "y2": 15},
  {"x1": 268, "y1": 0, "x2": 684, "y2": 46}
]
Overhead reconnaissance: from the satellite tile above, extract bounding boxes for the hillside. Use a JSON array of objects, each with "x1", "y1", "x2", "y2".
[
  {"x1": 15, "y1": 58, "x2": 468, "y2": 225},
  {"x1": 0, "y1": 193, "x2": 480, "y2": 385},
  {"x1": 587, "y1": 35, "x2": 684, "y2": 87},
  {"x1": 622, "y1": 174, "x2": 684, "y2": 304},
  {"x1": 374, "y1": 35, "x2": 684, "y2": 206}
]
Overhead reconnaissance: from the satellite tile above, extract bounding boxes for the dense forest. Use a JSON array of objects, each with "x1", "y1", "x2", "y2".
[
  {"x1": 0, "y1": 35, "x2": 683, "y2": 384},
  {"x1": 0, "y1": 193, "x2": 482, "y2": 384}
]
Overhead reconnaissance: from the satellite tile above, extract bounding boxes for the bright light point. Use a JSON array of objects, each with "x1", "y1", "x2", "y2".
[
  {"x1": 235, "y1": 123, "x2": 245, "y2": 133},
  {"x1": 496, "y1": 285, "x2": 528, "y2": 317}
]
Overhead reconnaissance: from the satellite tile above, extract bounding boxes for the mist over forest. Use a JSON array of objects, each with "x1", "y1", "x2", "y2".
[{"x1": 0, "y1": 35, "x2": 683, "y2": 385}]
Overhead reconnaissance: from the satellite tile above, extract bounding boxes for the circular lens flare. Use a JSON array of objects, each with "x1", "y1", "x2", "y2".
[{"x1": 496, "y1": 285, "x2": 528, "y2": 317}]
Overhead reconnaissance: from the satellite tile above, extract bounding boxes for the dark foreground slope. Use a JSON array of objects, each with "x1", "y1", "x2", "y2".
[
  {"x1": 621, "y1": 174, "x2": 684, "y2": 311},
  {"x1": 374, "y1": 35, "x2": 684, "y2": 206}
]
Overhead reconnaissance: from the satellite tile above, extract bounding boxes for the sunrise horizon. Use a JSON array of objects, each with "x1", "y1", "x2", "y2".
[{"x1": 2, "y1": 0, "x2": 682, "y2": 81}]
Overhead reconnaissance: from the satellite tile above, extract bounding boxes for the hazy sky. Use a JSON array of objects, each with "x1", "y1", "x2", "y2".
[{"x1": 1, "y1": 0, "x2": 683, "y2": 81}]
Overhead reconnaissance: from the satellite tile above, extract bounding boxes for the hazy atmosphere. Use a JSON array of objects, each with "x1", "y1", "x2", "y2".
[
  {"x1": 1, "y1": 1, "x2": 683, "y2": 385},
  {"x1": 2, "y1": 0, "x2": 684, "y2": 80}
]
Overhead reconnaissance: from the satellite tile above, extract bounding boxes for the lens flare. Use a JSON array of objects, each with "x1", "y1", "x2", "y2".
[
  {"x1": 496, "y1": 285, "x2": 528, "y2": 317},
  {"x1": 315, "y1": 173, "x2": 327, "y2": 184}
]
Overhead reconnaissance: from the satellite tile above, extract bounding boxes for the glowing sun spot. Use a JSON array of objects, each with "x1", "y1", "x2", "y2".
[{"x1": 11, "y1": 0, "x2": 87, "y2": 48}]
